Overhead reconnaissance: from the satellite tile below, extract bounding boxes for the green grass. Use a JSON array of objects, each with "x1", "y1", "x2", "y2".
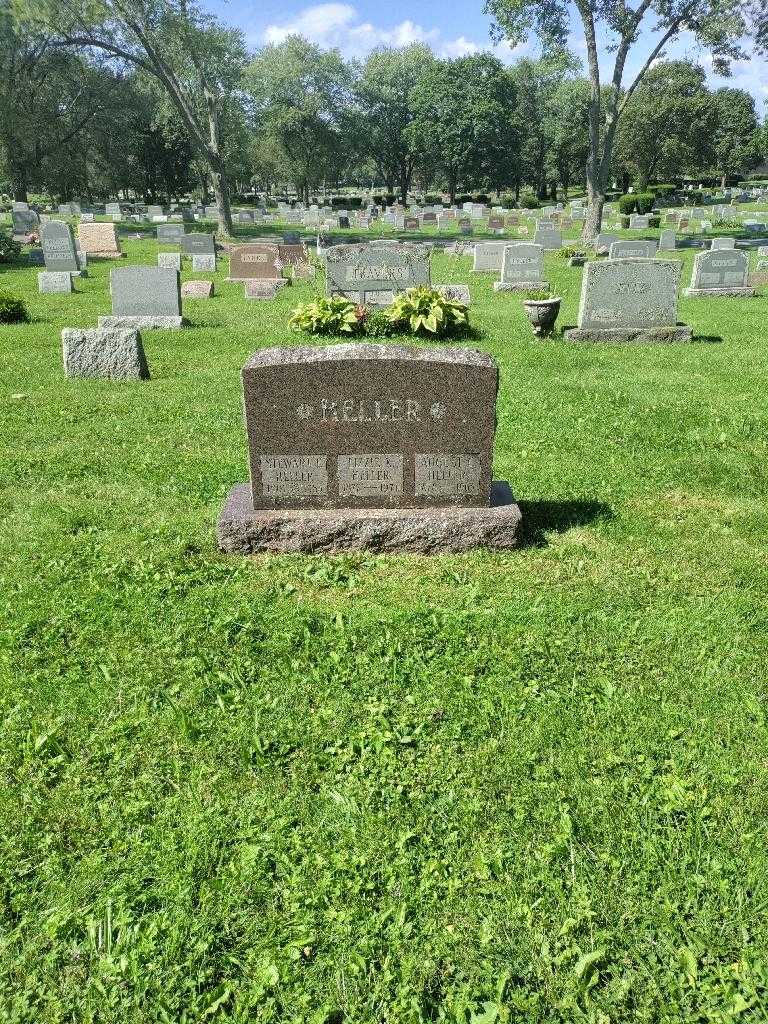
[{"x1": 2, "y1": 237, "x2": 768, "y2": 1023}]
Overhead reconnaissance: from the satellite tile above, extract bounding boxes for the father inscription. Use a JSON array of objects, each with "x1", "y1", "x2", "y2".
[{"x1": 217, "y1": 343, "x2": 521, "y2": 552}]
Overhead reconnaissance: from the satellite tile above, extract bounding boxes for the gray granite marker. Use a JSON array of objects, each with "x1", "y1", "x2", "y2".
[
  {"x1": 62, "y1": 328, "x2": 150, "y2": 379},
  {"x1": 684, "y1": 249, "x2": 754, "y2": 297},
  {"x1": 217, "y1": 343, "x2": 521, "y2": 553},
  {"x1": 98, "y1": 266, "x2": 182, "y2": 328},
  {"x1": 565, "y1": 258, "x2": 691, "y2": 342},
  {"x1": 325, "y1": 243, "x2": 429, "y2": 305},
  {"x1": 38, "y1": 271, "x2": 73, "y2": 293},
  {"x1": 158, "y1": 252, "x2": 182, "y2": 270},
  {"x1": 609, "y1": 239, "x2": 657, "y2": 259},
  {"x1": 494, "y1": 243, "x2": 547, "y2": 291},
  {"x1": 40, "y1": 221, "x2": 80, "y2": 272}
]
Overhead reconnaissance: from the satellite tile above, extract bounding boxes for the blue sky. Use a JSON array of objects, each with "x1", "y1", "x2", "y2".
[{"x1": 207, "y1": 0, "x2": 766, "y2": 109}]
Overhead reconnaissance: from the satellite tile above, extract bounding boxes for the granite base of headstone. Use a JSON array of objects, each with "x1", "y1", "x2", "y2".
[
  {"x1": 62, "y1": 328, "x2": 150, "y2": 380},
  {"x1": 38, "y1": 271, "x2": 73, "y2": 294},
  {"x1": 158, "y1": 252, "x2": 182, "y2": 270},
  {"x1": 98, "y1": 265, "x2": 183, "y2": 328},
  {"x1": 217, "y1": 343, "x2": 521, "y2": 554}
]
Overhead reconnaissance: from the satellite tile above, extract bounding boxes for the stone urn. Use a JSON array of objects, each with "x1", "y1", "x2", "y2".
[{"x1": 522, "y1": 296, "x2": 561, "y2": 336}]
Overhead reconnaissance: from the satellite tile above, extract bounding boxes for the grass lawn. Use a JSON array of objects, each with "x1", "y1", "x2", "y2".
[{"x1": 1, "y1": 233, "x2": 768, "y2": 1023}]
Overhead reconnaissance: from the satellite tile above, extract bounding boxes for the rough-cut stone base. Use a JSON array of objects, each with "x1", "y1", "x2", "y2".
[
  {"x1": 62, "y1": 328, "x2": 150, "y2": 380},
  {"x1": 98, "y1": 315, "x2": 183, "y2": 329},
  {"x1": 84, "y1": 250, "x2": 123, "y2": 259},
  {"x1": 218, "y1": 481, "x2": 522, "y2": 554},
  {"x1": 243, "y1": 279, "x2": 287, "y2": 299},
  {"x1": 683, "y1": 287, "x2": 755, "y2": 298},
  {"x1": 493, "y1": 280, "x2": 548, "y2": 292},
  {"x1": 563, "y1": 324, "x2": 693, "y2": 343}
]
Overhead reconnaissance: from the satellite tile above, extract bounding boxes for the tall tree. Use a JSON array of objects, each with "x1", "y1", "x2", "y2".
[
  {"x1": 616, "y1": 61, "x2": 714, "y2": 189},
  {"x1": 356, "y1": 45, "x2": 435, "y2": 205},
  {"x1": 15, "y1": 0, "x2": 247, "y2": 234},
  {"x1": 485, "y1": 0, "x2": 747, "y2": 237},
  {"x1": 709, "y1": 87, "x2": 762, "y2": 187},
  {"x1": 408, "y1": 53, "x2": 517, "y2": 202},
  {"x1": 244, "y1": 37, "x2": 352, "y2": 204}
]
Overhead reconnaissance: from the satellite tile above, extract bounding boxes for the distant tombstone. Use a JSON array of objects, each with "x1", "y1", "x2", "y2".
[
  {"x1": 147, "y1": 205, "x2": 164, "y2": 219},
  {"x1": 12, "y1": 208, "x2": 39, "y2": 237},
  {"x1": 98, "y1": 266, "x2": 183, "y2": 328},
  {"x1": 493, "y1": 243, "x2": 547, "y2": 292},
  {"x1": 325, "y1": 243, "x2": 429, "y2": 305},
  {"x1": 628, "y1": 214, "x2": 650, "y2": 229},
  {"x1": 40, "y1": 221, "x2": 79, "y2": 272},
  {"x1": 157, "y1": 223, "x2": 186, "y2": 243},
  {"x1": 38, "y1": 271, "x2": 73, "y2": 294},
  {"x1": 80, "y1": 212, "x2": 95, "y2": 223},
  {"x1": 506, "y1": 215, "x2": 520, "y2": 227},
  {"x1": 564, "y1": 258, "x2": 691, "y2": 342},
  {"x1": 158, "y1": 252, "x2": 182, "y2": 270},
  {"x1": 609, "y1": 239, "x2": 657, "y2": 259},
  {"x1": 472, "y1": 242, "x2": 508, "y2": 272},
  {"x1": 594, "y1": 233, "x2": 617, "y2": 255},
  {"x1": 458, "y1": 218, "x2": 473, "y2": 235},
  {"x1": 710, "y1": 237, "x2": 735, "y2": 250},
  {"x1": 684, "y1": 249, "x2": 753, "y2": 297},
  {"x1": 488, "y1": 215, "x2": 505, "y2": 232},
  {"x1": 192, "y1": 254, "x2": 216, "y2": 272},
  {"x1": 217, "y1": 343, "x2": 521, "y2": 554},
  {"x1": 677, "y1": 216, "x2": 690, "y2": 231},
  {"x1": 78, "y1": 222, "x2": 121, "y2": 258},
  {"x1": 404, "y1": 216, "x2": 419, "y2": 230},
  {"x1": 533, "y1": 224, "x2": 562, "y2": 250},
  {"x1": 279, "y1": 243, "x2": 313, "y2": 277},
  {"x1": 105, "y1": 202, "x2": 122, "y2": 218},
  {"x1": 337, "y1": 215, "x2": 350, "y2": 229},
  {"x1": 244, "y1": 279, "x2": 287, "y2": 300},
  {"x1": 421, "y1": 212, "x2": 437, "y2": 225},
  {"x1": 62, "y1": 328, "x2": 150, "y2": 380},
  {"x1": 658, "y1": 230, "x2": 676, "y2": 251},
  {"x1": 664, "y1": 212, "x2": 677, "y2": 225},
  {"x1": 181, "y1": 280, "x2": 214, "y2": 299},
  {"x1": 228, "y1": 243, "x2": 282, "y2": 281},
  {"x1": 12, "y1": 201, "x2": 29, "y2": 211},
  {"x1": 182, "y1": 233, "x2": 215, "y2": 256},
  {"x1": 282, "y1": 231, "x2": 301, "y2": 244}
]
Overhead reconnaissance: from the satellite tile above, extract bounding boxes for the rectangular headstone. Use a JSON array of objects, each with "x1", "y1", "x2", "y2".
[
  {"x1": 658, "y1": 230, "x2": 676, "y2": 251},
  {"x1": 98, "y1": 266, "x2": 182, "y2": 328},
  {"x1": 182, "y1": 233, "x2": 216, "y2": 256},
  {"x1": 78, "y1": 222, "x2": 121, "y2": 257},
  {"x1": 533, "y1": 224, "x2": 562, "y2": 250},
  {"x1": 12, "y1": 209, "x2": 39, "y2": 235},
  {"x1": 494, "y1": 243, "x2": 546, "y2": 291},
  {"x1": 325, "y1": 243, "x2": 429, "y2": 304},
  {"x1": 685, "y1": 249, "x2": 752, "y2": 296},
  {"x1": 241, "y1": 343, "x2": 498, "y2": 510},
  {"x1": 564, "y1": 258, "x2": 690, "y2": 341},
  {"x1": 609, "y1": 239, "x2": 657, "y2": 259},
  {"x1": 229, "y1": 243, "x2": 282, "y2": 281},
  {"x1": 472, "y1": 242, "x2": 508, "y2": 272},
  {"x1": 40, "y1": 220, "x2": 79, "y2": 271},
  {"x1": 158, "y1": 252, "x2": 182, "y2": 270},
  {"x1": 157, "y1": 223, "x2": 186, "y2": 243},
  {"x1": 38, "y1": 271, "x2": 73, "y2": 294}
]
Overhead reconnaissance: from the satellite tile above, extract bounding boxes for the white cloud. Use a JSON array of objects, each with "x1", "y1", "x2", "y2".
[{"x1": 260, "y1": 3, "x2": 490, "y2": 59}]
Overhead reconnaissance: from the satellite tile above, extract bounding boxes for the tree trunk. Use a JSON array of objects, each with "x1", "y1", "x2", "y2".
[
  {"x1": 211, "y1": 157, "x2": 233, "y2": 235},
  {"x1": 11, "y1": 164, "x2": 29, "y2": 203}
]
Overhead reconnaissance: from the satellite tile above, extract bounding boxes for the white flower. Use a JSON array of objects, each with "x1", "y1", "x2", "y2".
[
  {"x1": 430, "y1": 402, "x2": 446, "y2": 420},
  {"x1": 296, "y1": 403, "x2": 313, "y2": 420}
]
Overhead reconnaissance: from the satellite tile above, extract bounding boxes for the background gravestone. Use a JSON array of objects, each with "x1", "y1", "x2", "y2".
[
  {"x1": 472, "y1": 242, "x2": 508, "y2": 272},
  {"x1": 98, "y1": 266, "x2": 183, "y2": 328},
  {"x1": 325, "y1": 243, "x2": 429, "y2": 305},
  {"x1": 684, "y1": 250, "x2": 753, "y2": 297},
  {"x1": 494, "y1": 243, "x2": 547, "y2": 292},
  {"x1": 565, "y1": 258, "x2": 691, "y2": 342},
  {"x1": 12, "y1": 209, "x2": 39, "y2": 237},
  {"x1": 609, "y1": 239, "x2": 657, "y2": 259},
  {"x1": 217, "y1": 343, "x2": 521, "y2": 553},
  {"x1": 182, "y1": 233, "x2": 215, "y2": 256},
  {"x1": 533, "y1": 224, "x2": 562, "y2": 250},
  {"x1": 157, "y1": 223, "x2": 186, "y2": 243},
  {"x1": 40, "y1": 221, "x2": 80, "y2": 272},
  {"x1": 228, "y1": 244, "x2": 282, "y2": 281},
  {"x1": 78, "y1": 222, "x2": 121, "y2": 257}
]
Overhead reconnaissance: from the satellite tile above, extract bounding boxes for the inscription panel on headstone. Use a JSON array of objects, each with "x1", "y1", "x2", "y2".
[
  {"x1": 242, "y1": 343, "x2": 497, "y2": 510},
  {"x1": 577, "y1": 258, "x2": 681, "y2": 330},
  {"x1": 689, "y1": 249, "x2": 749, "y2": 290},
  {"x1": 41, "y1": 221, "x2": 79, "y2": 271},
  {"x1": 325, "y1": 243, "x2": 429, "y2": 303}
]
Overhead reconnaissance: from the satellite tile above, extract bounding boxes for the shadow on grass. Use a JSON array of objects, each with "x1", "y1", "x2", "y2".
[
  {"x1": 517, "y1": 498, "x2": 613, "y2": 548},
  {"x1": 691, "y1": 334, "x2": 724, "y2": 344}
]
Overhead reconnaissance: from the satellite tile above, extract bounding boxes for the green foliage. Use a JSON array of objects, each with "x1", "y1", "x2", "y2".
[
  {"x1": 521, "y1": 288, "x2": 553, "y2": 300},
  {"x1": 648, "y1": 215, "x2": 661, "y2": 228},
  {"x1": 288, "y1": 295, "x2": 361, "y2": 335},
  {"x1": 361, "y1": 308, "x2": 395, "y2": 338},
  {"x1": 386, "y1": 286, "x2": 468, "y2": 337},
  {"x1": 499, "y1": 192, "x2": 517, "y2": 208},
  {"x1": 635, "y1": 192, "x2": 656, "y2": 214},
  {"x1": 0, "y1": 232, "x2": 21, "y2": 263},
  {"x1": 618, "y1": 194, "x2": 637, "y2": 215},
  {"x1": 556, "y1": 245, "x2": 586, "y2": 259},
  {"x1": 0, "y1": 289, "x2": 28, "y2": 322},
  {"x1": 519, "y1": 193, "x2": 540, "y2": 209}
]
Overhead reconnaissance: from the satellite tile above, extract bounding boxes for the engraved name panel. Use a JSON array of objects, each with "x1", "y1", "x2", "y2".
[
  {"x1": 260, "y1": 455, "x2": 328, "y2": 497},
  {"x1": 337, "y1": 454, "x2": 403, "y2": 497},
  {"x1": 415, "y1": 454, "x2": 481, "y2": 497}
]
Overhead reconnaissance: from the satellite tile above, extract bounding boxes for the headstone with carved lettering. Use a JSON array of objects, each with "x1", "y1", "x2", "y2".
[
  {"x1": 684, "y1": 249, "x2": 753, "y2": 297},
  {"x1": 325, "y1": 243, "x2": 429, "y2": 305},
  {"x1": 98, "y1": 266, "x2": 183, "y2": 328},
  {"x1": 40, "y1": 220, "x2": 80, "y2": 272},
  {"x1": 564, "y1": 258, "x2": 691, "y2": 342},
  {"x1": 533, "y1": 224, "x2": 562, "y2": 250},
  {"x1": 609, "y1": 239, "x2": 657, "y2": 260},
  {"x1": 494, "y1": 243, "x2": 547, "y2": 292},
  {"x1": 472, "y1": 241, "x2": 508, "y2": 272},
  {"x1": 217, "y1": 343, "x2": 521, "y2": 553},
  {"x1": 228, "y1": 243, "x2": 282, "y2": 281}
]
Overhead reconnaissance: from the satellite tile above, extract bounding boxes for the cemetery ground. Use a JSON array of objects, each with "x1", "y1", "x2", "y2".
[{"x1": 2, "y1": 233, "x2": 768, "y2": 1022}]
